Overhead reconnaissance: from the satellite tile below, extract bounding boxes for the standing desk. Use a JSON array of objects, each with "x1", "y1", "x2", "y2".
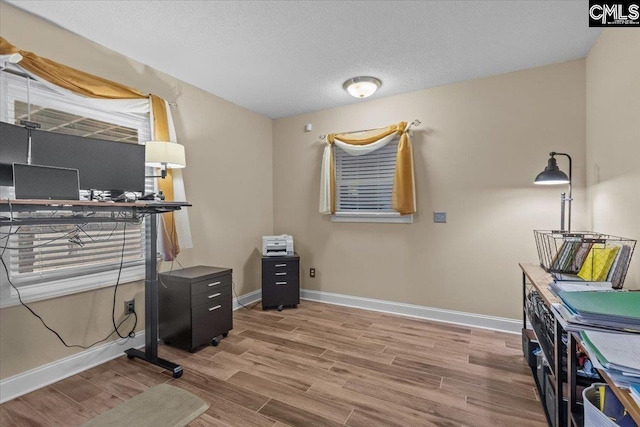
[
  {"x1": 520, "y1": 262, "x2": 640, "y2": 427},
  {"x1": 0, "y1": 199, "x2": 190, "y2": 378}
]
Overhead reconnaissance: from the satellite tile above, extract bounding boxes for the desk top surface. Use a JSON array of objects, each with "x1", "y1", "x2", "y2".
[
  {"x1": 519, "y1": 262, "x2": 558, "y2": 306},
  {"x1": 0, "y1": 199, "x2": 191, "y2": 225},
  {"x1": 0, "y1": 199, "x2": 190, "y2": 208}
]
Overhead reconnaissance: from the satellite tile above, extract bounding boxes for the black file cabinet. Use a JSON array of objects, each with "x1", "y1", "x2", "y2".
[
  {"x1": 262, "y1": 254, "x2": 300, "y2": 311},
  {"x1": 159, "y1": 265, "x2": 233, "y2": 352}
]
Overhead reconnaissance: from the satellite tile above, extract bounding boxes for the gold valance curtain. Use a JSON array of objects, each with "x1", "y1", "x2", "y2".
[
  {"x1": 320, "y1": 121, "x2": 415, "y2": 215},
  {"x1": 0, "y1": 37, "x2": 181, "y2": 258}
]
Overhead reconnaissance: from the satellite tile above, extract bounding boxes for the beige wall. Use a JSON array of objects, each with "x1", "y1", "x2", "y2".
[
  {"x1": 586, "y1": 29, "x2": 640, "y2": 290},
  {"x1": 0, "y1": 3, "x2": 273, "y2": 379},
  {"x1": 6, "y1": 3, "x2": 632, "y2": 384},
  {"x1": 273, "y1": 60, "x2": 587, "y2": 320}
]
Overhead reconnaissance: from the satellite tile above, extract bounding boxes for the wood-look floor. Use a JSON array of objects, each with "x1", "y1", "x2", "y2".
[{"x1": 0, "y1": 301, "x2": 547, "y2": 426}]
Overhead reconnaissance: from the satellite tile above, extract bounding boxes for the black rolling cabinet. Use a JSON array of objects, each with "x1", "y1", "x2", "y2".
[
  {"x1": 159, "y1": 265, "x2": 233, "y2": 352},
  {"x1": 262, "y1": 254, "x2": 300, "y2": 311}
]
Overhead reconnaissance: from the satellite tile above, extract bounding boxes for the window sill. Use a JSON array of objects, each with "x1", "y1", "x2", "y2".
[
  {"x1": 331, "y1": 212, "x2": 414, "y2": 224},
  {"x1": 0, "y1": 265, "x2": 145, "y2": 309}
]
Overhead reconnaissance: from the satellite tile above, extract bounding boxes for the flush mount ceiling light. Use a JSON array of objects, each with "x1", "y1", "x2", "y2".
[{"x1": 343, "y1": 76, "x2": 382, "y2": 98}]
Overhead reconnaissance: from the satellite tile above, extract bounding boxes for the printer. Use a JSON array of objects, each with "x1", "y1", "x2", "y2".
[{"x1": 262, "y1": 235, "x2": 294, "y2": 257}]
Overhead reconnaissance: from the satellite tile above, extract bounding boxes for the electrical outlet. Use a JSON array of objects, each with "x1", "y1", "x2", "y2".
[
  {"x1": 125, "y1": 300, "x2": 135, "y2": 314},
  {"x1": 434, "y1": 211, "x2": 447, "y2": 223},
  {"x1": 310, "y1": 268, "x2": 316, "y2": 278}
]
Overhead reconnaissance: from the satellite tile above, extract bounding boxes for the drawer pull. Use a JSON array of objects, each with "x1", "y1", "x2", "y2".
[
  {"x1": 275, "y1": 264, "x2": 287, "y2": 267},
  {"x1": 276, "y1": 281, "x2": 287, "y2": 285},
  {"x1": 275, "y1": 272, "x2": 287, "y2": 276},
  {"x1": 209, "y1": 305, "x2": 222, "y2": 311},
  {"x1": 208, "y1": 292, "x2": 221, "y2": 299},
  {"x1": 207, "y1": 281, "x2": 221, "y2": 287}
]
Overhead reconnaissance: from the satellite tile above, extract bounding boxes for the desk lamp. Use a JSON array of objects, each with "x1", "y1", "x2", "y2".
[
  {"x1": 145, "y1": 141, "x2": 186, "y2": 179},
  {"x1": 534, "y1": 152, "x2": 572, "y2": 231}
]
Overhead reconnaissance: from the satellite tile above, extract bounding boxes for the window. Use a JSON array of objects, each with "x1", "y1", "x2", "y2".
[
  {"x1": 333, "y1": 137, "x2": 413, "y2": 223},
  {"x1": 0, "y1": 70, "x2": 152, "y2": 307}
]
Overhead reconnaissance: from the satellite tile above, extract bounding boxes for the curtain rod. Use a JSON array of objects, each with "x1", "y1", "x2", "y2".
[
  {"x1": 319, "y1": 119, "x2": 421, "y2": 140},
  {"x1": 0, "y1": 63, "x2": 33, "y2": 80}
]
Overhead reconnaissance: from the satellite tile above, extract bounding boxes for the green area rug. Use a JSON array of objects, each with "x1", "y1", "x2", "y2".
[{"x1": 83, "y1": 384, "x2": 209, "y2": 427}]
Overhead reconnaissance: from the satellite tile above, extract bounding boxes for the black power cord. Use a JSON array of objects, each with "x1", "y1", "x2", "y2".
[
  {"x1": 111, "y1": 222, "x2": 136, "y2": 339},
  {"x1": 1, "y1": 198, "x2": 137, "y2": 349},
  {"x1": 0, "y1": 258, "x2": 137, "y2": 349},
  {"x1": 232, "y1": 279, "x2": 260, "y2": 310}
]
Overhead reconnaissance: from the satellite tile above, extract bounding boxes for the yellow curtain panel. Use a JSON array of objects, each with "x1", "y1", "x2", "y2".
[
  {"x1": 391, "y1": 131, "x2": 415, "y2": 214},
  {"x1": 0, "y1": 37, "x2": 145, "y2": 99},
  {"x1": 327, "y1": 123, "x2": 402, "y2": 146},
  {"x1": 0, "y1": 37, "x2": 180, "y2": 258},
  {"x1": 326, "y1": 122, "x2": 415, "y2": 215}
]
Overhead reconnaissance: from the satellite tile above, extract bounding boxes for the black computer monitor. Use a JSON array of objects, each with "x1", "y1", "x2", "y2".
[
  {"x1": 13, "y1": 163, "x2": 80, "y2": 200},
  {"x1": 31, "y1": 129, "x2": 146, "y2": 193},
  {"x1": 0, "y1": 122, "x2": 29, "y2": 186}
]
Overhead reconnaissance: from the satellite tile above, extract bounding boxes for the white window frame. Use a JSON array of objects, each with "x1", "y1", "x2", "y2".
[
  {"x1": 0, "y1": 71, "x2": 151, "y2": 308},
  {"x1": 331, "y1": 137, "x2": 413, "y2": 224}
]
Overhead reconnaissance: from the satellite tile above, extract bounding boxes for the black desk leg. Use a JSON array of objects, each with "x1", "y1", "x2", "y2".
[
  {"x1": 522, "y1": 272, "x2": 527, "y2": 330},
  {"x1": 567, "y1": 332, "x2": 578, "y2": 427},
  {"x1": 125, "y1": 213, "x2": 183, "y2": 378},
  {"x1": 554, "y1": 317, "x2": 564, "y2": 427}
]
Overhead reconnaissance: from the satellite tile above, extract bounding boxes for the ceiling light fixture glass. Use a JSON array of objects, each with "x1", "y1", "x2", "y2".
[{"x1": 343, "y1": 76, "x2": 382, "y2": 99}]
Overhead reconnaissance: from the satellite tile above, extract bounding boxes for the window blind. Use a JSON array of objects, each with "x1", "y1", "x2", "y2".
[
  {"x1": 6, "y1": 220, "x2": 145, "y2": 285},
  {"x1": 0, "y1": 69, "x2": 152, "y2": 289},
  {"x1": 335, "y1": 138, "x2": 399, "y2": 212}
]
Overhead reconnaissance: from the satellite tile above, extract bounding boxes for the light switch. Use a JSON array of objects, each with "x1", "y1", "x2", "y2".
[{"x1": 434, "y1": 211, "x2": 447, "y2": 223}]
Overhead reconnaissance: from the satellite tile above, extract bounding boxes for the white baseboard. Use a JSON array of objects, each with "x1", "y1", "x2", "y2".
[
  {"x1": 0, "y1": 333, "x2": 145, "y2": 404},
  {"x1": 0, "y1": 289, "x2": 264, "y2": 404},
  {"x1": 1, "y1": 288, "x2": 519, "y2": 404},
  {"x1": 300, "y1": 289, "x2": 521, "y2": 334},
  {"x1": 233, "y1": 288, "x2": 261, "y2": 310}
]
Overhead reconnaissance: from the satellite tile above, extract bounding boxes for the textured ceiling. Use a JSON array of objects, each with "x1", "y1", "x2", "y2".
[{"x1": 7, "y1": 1, "x2": 601, "y2": 119}]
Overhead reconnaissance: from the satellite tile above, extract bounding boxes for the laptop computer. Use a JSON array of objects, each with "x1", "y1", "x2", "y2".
[{"x1": 13, "y1": 163, "x2": 80, "y2": 200}]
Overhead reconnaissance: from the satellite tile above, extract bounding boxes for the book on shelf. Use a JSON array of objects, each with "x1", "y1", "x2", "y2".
[
  {"x1": 570, "y1": 242, "x2": 593, "y2": 272},
  {"x1": 608, "y1": 245, "x2": 632, "y2": 289},
  {"x1": 554, "y1": 291, "x2": 640, "y2": 333},
  {"x1": 552, "y1": 240, "x2": 581, "y2": 272},
  {"x1": 558, "y1": 291, "x2": 640, "y2": 320},
  {"x1": 577, "y1": 246, "x2": 620, "y2": 282},
  {"x1": 550, "y1": 281, "x2": 613, "y2": 294},
  {"x1": 580, "y1": 331, "x2": 640, "y2": 374}
]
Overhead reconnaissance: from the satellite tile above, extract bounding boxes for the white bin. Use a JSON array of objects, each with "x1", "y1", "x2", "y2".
[{"x1": 583, "y1": 383, "x2": 620, "y2": 427}]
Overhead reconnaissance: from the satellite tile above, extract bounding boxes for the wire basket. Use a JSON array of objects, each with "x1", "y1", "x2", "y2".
[{"x1": 534, "y1": 230, "x2": 636, "y2": 288}]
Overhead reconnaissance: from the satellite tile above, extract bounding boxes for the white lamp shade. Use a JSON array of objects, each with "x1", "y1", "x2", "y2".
[
  {"x1": 343, "y1": 77, "x2": 381, "y2": 98},
  {"x1": 145, "y1": 141, "x2": 186, "y2": 169}
]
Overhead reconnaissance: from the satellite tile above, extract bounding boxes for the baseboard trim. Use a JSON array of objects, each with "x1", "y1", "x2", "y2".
[
  {"x1": 1, "y1": 288, "x2": 518, "y2": 404},
  {"x1": 233, "y1": 288, "x2": 261, "y2": 310},
  {"x1": 0, "y1": 333, "x2": 145, "y2": 404},
  {"x1": 0, "y1": 289, "x2": 264, "y2": 404},
  {"x1": 300, "y1": 289, "x2": 521, "y2": 334}
]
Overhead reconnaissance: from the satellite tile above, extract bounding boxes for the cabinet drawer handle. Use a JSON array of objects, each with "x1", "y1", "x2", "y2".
[
  {"x1": 207, "y1": 281, "x2": 221, "y2": 287},
  {"x1": 275, "y1": 272, "x2": 286, "y2": 276},
  {"x1": 275, "y1": 264, "x2": 287, "y2": 267},
  {"x1": 209, "y1": 305, "x2": 222, "y2": 311},
  {"x1": 208, "y1": 292, "x2": 221, "y2": 299},
  {"x1": 276, "y1": 281, "x2": 287, "y2": 285}
]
